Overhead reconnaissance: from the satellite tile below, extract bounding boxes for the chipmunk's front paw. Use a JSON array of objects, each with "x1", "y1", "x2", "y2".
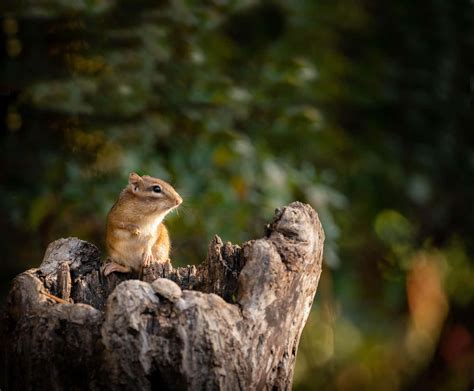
[{"x1": 142, "y1": 250, "x2": 155, "y2": 268}]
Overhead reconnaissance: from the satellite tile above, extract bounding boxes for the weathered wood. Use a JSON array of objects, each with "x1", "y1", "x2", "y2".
[{"x1": 0, "y1": 202, "x2": 324, "y2": 390}]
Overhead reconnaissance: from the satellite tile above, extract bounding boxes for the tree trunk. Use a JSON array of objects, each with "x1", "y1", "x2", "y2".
[{"x1": 0, "y1": 202, "x2": 324, "y2": 390}]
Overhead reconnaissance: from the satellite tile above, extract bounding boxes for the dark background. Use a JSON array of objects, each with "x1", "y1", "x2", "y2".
[{"x1": 1, "y1": 1, "x2": 473, "y2": 389}]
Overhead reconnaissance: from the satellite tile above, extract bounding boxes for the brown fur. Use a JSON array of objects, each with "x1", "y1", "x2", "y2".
[{"x1": 105, "y1": 172, "x2": 182, "y2": 272}]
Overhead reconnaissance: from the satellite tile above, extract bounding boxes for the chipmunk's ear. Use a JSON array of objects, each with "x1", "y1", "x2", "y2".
[{"x1": 128, "y1": 172, "x2": 142, "y2": 192}]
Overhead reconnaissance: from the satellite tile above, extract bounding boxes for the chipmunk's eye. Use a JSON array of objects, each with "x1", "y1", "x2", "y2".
[{"x1": 152, "y1": 185, "x2": 162, "y2": 193}]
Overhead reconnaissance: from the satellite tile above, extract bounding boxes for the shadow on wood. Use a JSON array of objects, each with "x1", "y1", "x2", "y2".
[{"x1": 0, "y1": 202, "x2": 324, "y2": 390}]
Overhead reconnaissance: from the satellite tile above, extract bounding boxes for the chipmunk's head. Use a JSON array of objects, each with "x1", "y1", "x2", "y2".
[{"x1": 128, "y1": 172, "x2": 182, "y2": 214}]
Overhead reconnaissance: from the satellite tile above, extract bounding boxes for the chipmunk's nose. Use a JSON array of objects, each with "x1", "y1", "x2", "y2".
[{"x1": 175, "y1": 195, "x2": 183, "y2": 206}]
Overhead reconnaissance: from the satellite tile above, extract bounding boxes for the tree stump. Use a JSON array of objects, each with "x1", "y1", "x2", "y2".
[{"x1": 0, "y1": 202, "x2": 324, "y2": 390}]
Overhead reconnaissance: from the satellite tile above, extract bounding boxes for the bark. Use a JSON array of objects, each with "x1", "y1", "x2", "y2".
[{"x1": 0, "y1": 202, "x2": 324, "y2": 391}]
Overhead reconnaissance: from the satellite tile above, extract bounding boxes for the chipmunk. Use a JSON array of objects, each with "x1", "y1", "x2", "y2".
[{"x1": 102, "y1": 172, "x2": 182, "y2": 276}]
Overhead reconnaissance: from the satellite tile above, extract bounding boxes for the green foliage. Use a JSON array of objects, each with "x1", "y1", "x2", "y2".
[{"x1": 1, "y1": 0, "x2": 472, "y2": 389}]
